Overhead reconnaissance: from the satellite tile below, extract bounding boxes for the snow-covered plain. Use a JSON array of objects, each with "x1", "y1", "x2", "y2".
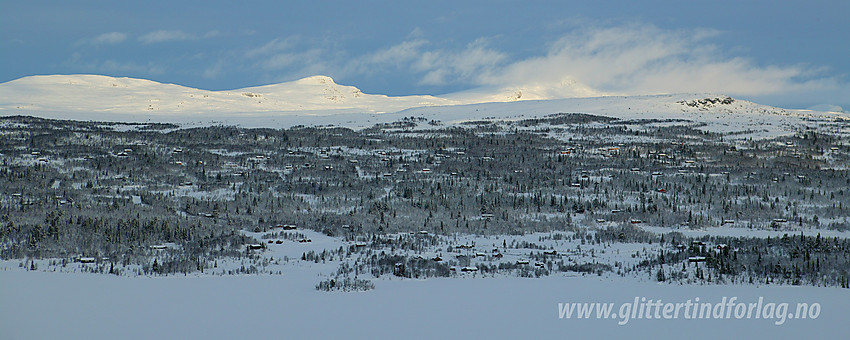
[
  {"x1": 639, "y1": 225, "x2": 850, "y2": 240},
  {"x1": 1, "y1": 268, "x2": 847, "y2": 340},
  {"x1": 2, "y1": 226, "x2": 848, "y2": 339}
]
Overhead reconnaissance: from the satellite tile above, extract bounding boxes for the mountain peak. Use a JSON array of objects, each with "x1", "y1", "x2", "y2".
[
  {"x1": 0, "y1": 74, "x2": 460, "y2": 115},
  {"x1": 294, "y1": 75, "x2": 337, "y2": 85}
]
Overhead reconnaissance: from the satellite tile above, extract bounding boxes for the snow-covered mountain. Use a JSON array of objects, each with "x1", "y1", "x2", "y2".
[
  {"x1": 0, "y1": 74, "x2": 462, "y2": 115},
  {"x1": 0, "y1": 74, "x2": 615, "y2": 115},
  {"x1": 0, "y1": 74, "x2": 846, "y2": 139}
]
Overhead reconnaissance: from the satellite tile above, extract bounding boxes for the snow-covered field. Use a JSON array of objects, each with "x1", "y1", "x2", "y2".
[
  {"x1": 2, "y1": 225, "x2": 848, "y2": 339},
  {"x1": 1, "y1": 268, "x2": 846, "y2": 340},
  {"x1": 639, "y1": 225, "x2": 850, "y2": 240}
]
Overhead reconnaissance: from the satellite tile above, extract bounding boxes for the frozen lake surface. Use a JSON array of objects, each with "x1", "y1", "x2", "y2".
[{"x1": 1, "y1": 269, "x2": 846, "y2": 339}]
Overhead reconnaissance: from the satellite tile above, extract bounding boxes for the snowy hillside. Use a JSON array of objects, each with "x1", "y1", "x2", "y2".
[
  {"x1": 1, "y1": 74, "x2": 847, "y2": 139},
  {"x1": 393, "y1": 94, "x2": 850, "y2": 140},
  {"x1": 0, "y1": 74, "x2": 596, "y2": 116},
  {"x1": 0, "y1": 74, "x2": 460, "y2": 116}
]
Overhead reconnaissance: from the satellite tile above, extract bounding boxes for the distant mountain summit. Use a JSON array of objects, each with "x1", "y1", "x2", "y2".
[{"x1": 0, "y1": 74, "x2": 460, "y2": 115}]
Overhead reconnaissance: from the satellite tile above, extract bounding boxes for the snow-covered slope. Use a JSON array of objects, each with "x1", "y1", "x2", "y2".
[
  {"x1": 0, "y1": 74, "x2": 460, "y2": 116},
  {"x1": 382, "y1": 94, "x2": 850, "y2": 140},
  {"x1": 0, "y1": 74, "x2": 616, "y2": 115},
  {"x1": 236, "y1": 75, "x2": 460, "y2": 113},
  {"x1": 0, "y1": 74, "x2": 847, "y2": 139}
]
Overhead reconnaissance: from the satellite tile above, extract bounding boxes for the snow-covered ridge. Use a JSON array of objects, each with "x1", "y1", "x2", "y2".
[
  {"x1": 0, "y1": 74, "x2": 606, "y2": 116},
  {"x1": 0, "y1": 74, "x2": 846, "y2": 139},
  {"x1": 0, "y1": 74, "x2": 462, "y2": 115}
]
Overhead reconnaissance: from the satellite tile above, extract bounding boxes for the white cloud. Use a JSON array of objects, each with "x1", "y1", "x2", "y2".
[
  {"x1": 339, "y1": 24, "x2": 842, "y2": 101},
  {"x1": 244, "y1": 37, "x2": 299, "y2": 59},
  {"x1": 240, "y1": 38, "x2": 330, "y2": 79},
  {"x1": 64, "y1": 55, "x2": 165, "y2": 75},
  {"x1": 417, "y1": 39, "x2": 506, "y2": 85},
  {"x1": 138, "y1": 30, "x2": 195, "y2": 44},
  {"x1": 263, "y1": 53, "x2": 299, "y2": 69},
  {"x1": 76, "y1": 32, "x2": 127, "y2": 46},
  {"x1": 100, "y1": 60, "x2": 165, "y2": 75},
  {"x1": 477, "y1": 24, "x2": 840, "y2": 99},
  {"x1": 346, "y1": 38, "x2": 505, "y2": 86},
  {"x1": 230, "y1": 24, "x2": 844, "y2": 105},
  {"x1": 262, "y1": 49, "x2": 323, "y2": 70},
  {"x1": 91, "y1": 32, "x2": 127, "y2": 45},
  {"x1": 368, "y1": 39, "x2": 427, "y2": 66},
  {"x1": 202, "y1": 59, "x2": 226, "y2": 79}
]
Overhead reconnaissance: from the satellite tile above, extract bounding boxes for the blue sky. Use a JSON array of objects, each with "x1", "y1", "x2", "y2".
[{"x1": 1, "y1": 0, "x2": 848, "y2": 110}]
